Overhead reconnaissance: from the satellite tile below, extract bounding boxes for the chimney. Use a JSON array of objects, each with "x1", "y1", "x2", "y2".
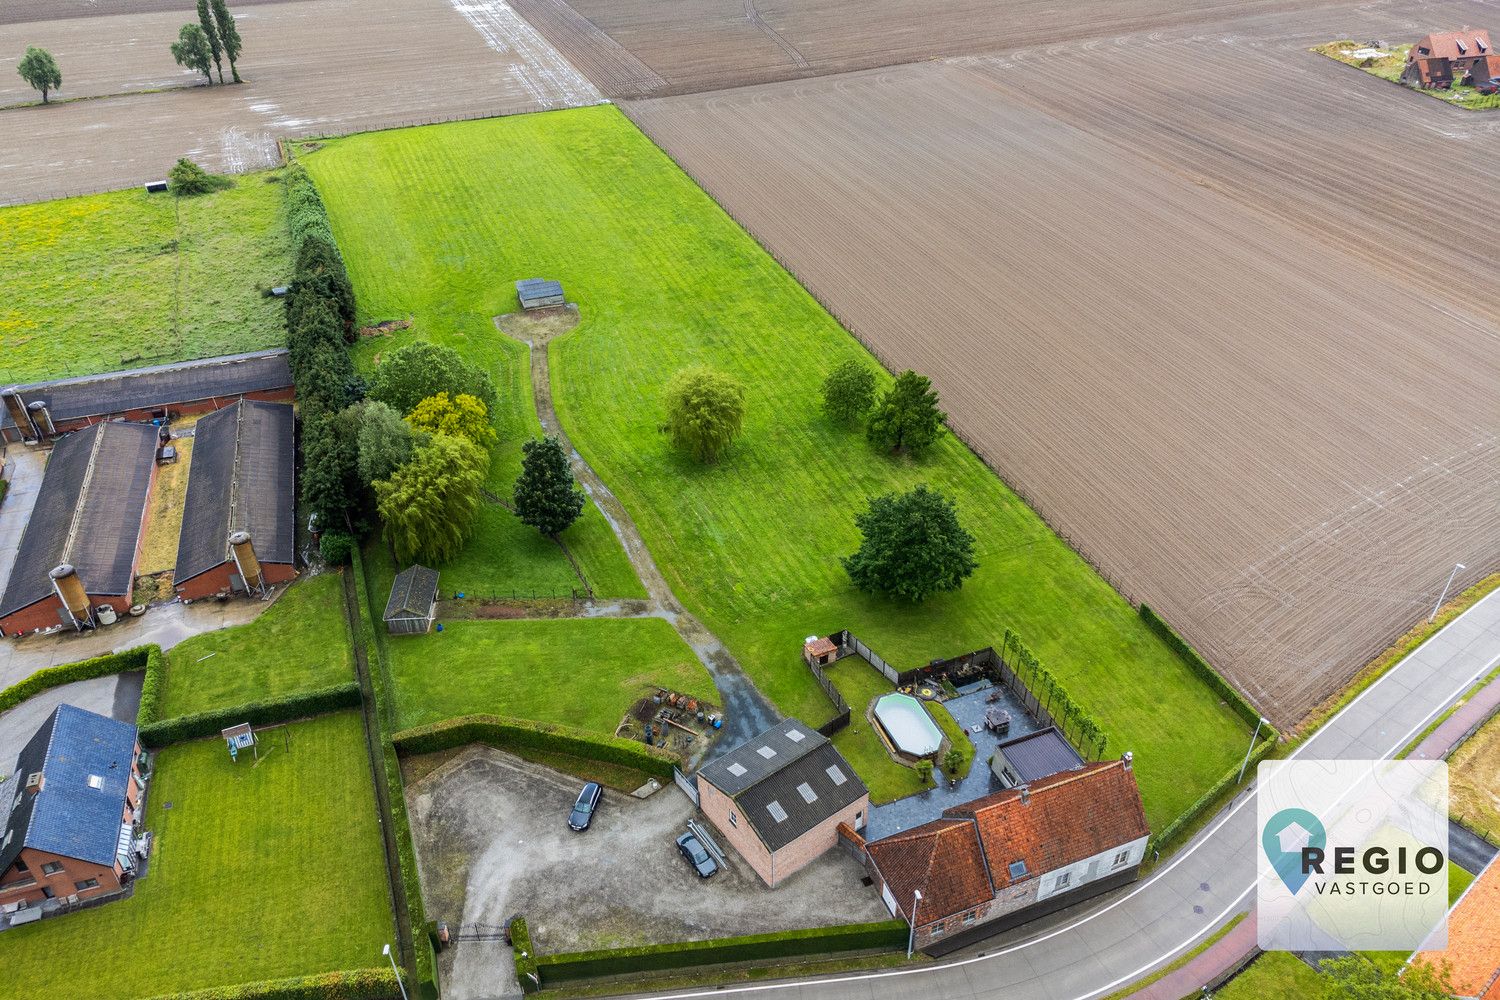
[
  {"x1": 3, "y1": 390, "x2": 37, "y2": 441},
  {"x1": 1122, "y1": 751, "x2": 1134, "y2": 772},
  {"x1": 27, "y1": 400, "x2": 56, "y2": 440},
  {"x1": 50, "y1": 564, "x2": 93, "y2": 630},
  {"x1": 229, "y1": 531, "x2": 264, "y2": 594},
  {"x1": 1019, "y1": 784, "x2": 1030, "y2": 805}
]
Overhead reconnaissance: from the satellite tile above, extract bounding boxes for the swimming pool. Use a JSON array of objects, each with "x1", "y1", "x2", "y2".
[{"x1": 873, "y1": 693, "x2": 943, "y2": 757}]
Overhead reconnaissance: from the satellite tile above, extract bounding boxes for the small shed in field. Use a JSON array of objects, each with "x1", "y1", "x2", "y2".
[
  {"x1": 516, "y1": 278, "x2": 565, "y2": 310},
  {"x1": 385, "y1": 565, "x2": 440, "y2": 635}
]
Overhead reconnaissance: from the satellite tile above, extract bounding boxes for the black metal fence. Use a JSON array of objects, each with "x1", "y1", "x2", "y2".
[{"x1": 804, "y1": 645, "x2": 852, "y2": 736}]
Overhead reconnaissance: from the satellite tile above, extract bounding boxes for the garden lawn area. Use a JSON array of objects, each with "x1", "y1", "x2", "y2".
[
  {"x1": 1217, "y1": 952, "x2": 1325, "y2": 1000},
  {"x1": 158, "y1": 572, "x2": 354, "y2": 719},
  {"x1": 300, "y1": 108, "x2": 1251, "y2": 831},
  {"x1": 0, "y1": 174, "x2": 292, "y2": 383},
  {"x1": 386, "y1": 616, "x2": 716, "y2": 733},
  {"x1": 1449, "y1": 712, "x2": 1500, "y2": 839},
  {"x1": 0, "y1": 712, "x2": 391, "y2": 1000},
  {"x1": 821, "y1": 657, "x2": 924, "y2": 803},
  {"x1": 930, "y1": 701, "x2": 975, "y2": 778}
]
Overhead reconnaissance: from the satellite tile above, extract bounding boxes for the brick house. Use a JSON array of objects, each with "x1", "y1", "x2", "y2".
[
  {"x1": 1, "y1": 349, "x2": 295, "y2": 445},
  {"x1": 865, "y1": 755, "x2": 1150, "y2": 955},
  {"x1": 1468, "y1": 53, "x2": 1500, "y2": 91},
  {"x1": 173, "y1": 399, "x2": 298, "y2": 601},
  {"x1": 0, "y1": 705, "x2": 147, "y2": 913},
  {"x1": 0, "y1": 422, "x2": 159, "y2": 637},
  {"x1": 1411, "y1": 853, "x2": 1500, "y2": 998},
  {"x1": 696, "y1": 719, "x2": 870, "y2": 887},
  {"x1": 1402, "y1": 28, "x2": 1493, "y2": 87}
]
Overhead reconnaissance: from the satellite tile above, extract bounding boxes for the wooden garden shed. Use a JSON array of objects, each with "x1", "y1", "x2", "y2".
[
  {"x1": 384, "y1": 565, "x2": 440, "y2": 635},
  {"x1": 516, "y1": 278, "x2": 565, "y2": 310}
]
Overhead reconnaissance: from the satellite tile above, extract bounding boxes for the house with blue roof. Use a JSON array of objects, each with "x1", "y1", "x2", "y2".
[{"x1": 0, "y1": 705, "x2": 146, "y2": 915}]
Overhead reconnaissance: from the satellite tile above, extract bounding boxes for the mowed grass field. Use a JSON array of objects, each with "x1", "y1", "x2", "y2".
[
  {"x1": 0, "y1": 713, "x2": 391, "y2": 1000},
  {"x1": 0, "y1": 174, "x2": 292, "y2": 383},
  {"x1": 158, "y1": 572, "x2": 354, "y2": 719},
  {"x1": 300, "y1": 108, "x2": 1250, "y2": 829}
]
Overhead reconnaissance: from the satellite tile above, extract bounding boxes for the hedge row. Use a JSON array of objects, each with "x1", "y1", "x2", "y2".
[
  {"x1": 138, "y1": 682, "x2": 361, "y2": 749},
  {"x1": 391, "y1": 714, "x2": 679, "y2": 780},
  {"x1": 136, "y1": 644, "x2": 168, "y2": 728},
  {"x1": 511, "y1": 916, "x2": 541, "y2": 994},
  {"x1": 533, "y1": 920, "x2": 909, "y2": 984},
  {"x1": 0, "y1": 645, "x2": 156, "y2": 716},
  {"x1": 1001, "y1": 629, "x2": 1108, "y2": 759},
  {"x1": 144, "y1": 967, "x2": 399, "y2": 1000},
  {"x1": 1139, "y1": 604, "x2": 1277, "y2": 739},
  {"x1": 1148, "y1": 735, "x2": 1277, "y2": 857}
]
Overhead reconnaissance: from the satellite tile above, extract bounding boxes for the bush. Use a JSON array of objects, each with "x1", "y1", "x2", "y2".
[
  {"x1": 1139, "y1": 604, "x2": 1275, "y2": 737},
  {"x1": 137, "y1": 644, "x2": 168, "y2": 727},
  {"x1": 0, "y1": 646, "x2": 155, "y2": 715},
  {"x1": 138, "y1": 682, "x2": 361, "y2": 748},
  {"x1": 321, "y1": 531, "x2": 356, "y2": 565},
  {"x1": 511, "y1": 917, "x2": 541, "y2": 993},
  {"x1": 367, "y1": 341, "x2": 498, "y2": 417},
  {"x1": 144, "y1": 967, "x2": 399, "y2": 1000},
  {"x1": 392, "y1": 715, "x2": 678, "y2": 780},
  {"x1": 533, "y1": 921, "x2": 908, "y2": 984},
  {"x1": 168, "y1": 157, "x2": 232, "y2": 196}
]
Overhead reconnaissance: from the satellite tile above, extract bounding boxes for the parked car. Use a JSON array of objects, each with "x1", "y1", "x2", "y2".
[
  {"x1": 675, "y1": 831, "x2": 718, "y2": 878},
  {"x1": 568, "y1": 782, "x2": 602, "y2": 832}
]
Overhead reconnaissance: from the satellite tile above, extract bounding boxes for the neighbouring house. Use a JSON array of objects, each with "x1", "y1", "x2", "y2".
[
  {"x1": 384, "y1": 565, "x2": 440, "y2": 635},
  {"x1": 0, "y1": 705, "x2": 147, "y2": 914},
  {"x1": 1467, "y1": 52, "x2": 1500, "y2": 90},
  {"x1": 0, "y1": 422, "x2": 159, "y2": 637},
  {"x1": 1, "y1": 349, "x2": 295, "y2": 445},
  {"x1": 516, "y1": 278, "x2": 565, "y2": 310},
  {"x1": 173, "y1": 399, "x2": 297, "y2": 601},
  {"x1": 1402, "y1": 28, "x2": 1493, "y2": 87},
  {"x1": 989, "y1": 726, "x2": 1084, "y2": 788},
  {"x1": 864, "y1": 755, "x2": 1150, "y2": 955},
  {"x1": 1411, "y1": 854, "x2": 1500, "y2": 998},
  {"x1": 696, "y1": 718, "x2": 870, "y2": 887}
]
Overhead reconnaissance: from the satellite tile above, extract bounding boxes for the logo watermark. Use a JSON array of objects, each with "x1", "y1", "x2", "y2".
[{"x1": 1257, "y1": 760, "x2": 1448, "y2": 951}]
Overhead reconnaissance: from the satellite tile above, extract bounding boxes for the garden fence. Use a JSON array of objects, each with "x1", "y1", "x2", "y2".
[
  {"x1": 803, "y1": 644, "x2": 852, "y2": 736},
  {"x1": 838, "y1": 630, "x2": 910, "y2": 684}
]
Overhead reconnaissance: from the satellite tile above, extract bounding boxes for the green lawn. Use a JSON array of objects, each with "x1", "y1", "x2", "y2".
[
  {"x1": 930, "y1": 701, "x2": 975, "y2": 779},
  {"x1": 299, "y1": 107, "x2": 1250, "y2": 831},
  {"x1": 0, "y1": 174, "x2": 293, "y2": 383},
  {"x1": 0, "y1": 713, "x2": 391, "y2": 999},
  {"x1": 159, "y1": 572, "x2": 354, "y2": 719},
  {"x1": 386, "y1": 616, "x2": 717, "y2": 734},
  {"x1": 1217, "y1": 951, "x2": 1326, "y2": 1000}
]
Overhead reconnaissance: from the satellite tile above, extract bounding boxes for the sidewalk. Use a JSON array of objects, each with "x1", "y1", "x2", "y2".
[{"x1": 1409, "y1": 676, "x2": 1500, "y2": 761}]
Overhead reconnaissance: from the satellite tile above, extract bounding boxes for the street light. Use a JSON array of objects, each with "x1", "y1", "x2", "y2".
[
  {"x1": 383, "y1": 944, "x2": 409, "y2": 1000},
  {"x1": 906, "y1": 889, "x2": 923, "y2": 959},
  {"x1": 1236, "y1": 716, "x2": 1269, "y2": 785},
  {"x1": 1430, "y1": 563, "x2": 1466, "y2": 622}
]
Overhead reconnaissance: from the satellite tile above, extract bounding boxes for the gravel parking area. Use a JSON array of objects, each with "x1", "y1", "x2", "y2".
[{"x1": 407, "y1": 746, "x2": 887, "y2": 999}]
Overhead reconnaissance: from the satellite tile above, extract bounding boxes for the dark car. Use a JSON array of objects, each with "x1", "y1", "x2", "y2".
[
  {"x1": 568, "y1": 782, "x2": 602, "y2": 832},
  {"x1": 675, "y1": 832, "x2": 718, "y2": 878}
]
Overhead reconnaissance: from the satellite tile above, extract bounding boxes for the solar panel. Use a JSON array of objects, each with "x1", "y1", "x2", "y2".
[{"x1": 767, "y1": 801, "x2": 789, "y2": 822}]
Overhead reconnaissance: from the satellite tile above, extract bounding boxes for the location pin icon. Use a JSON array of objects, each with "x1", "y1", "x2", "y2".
[{"x1": 1262, "y1": 807, "x2": 1326, "y2": 895}]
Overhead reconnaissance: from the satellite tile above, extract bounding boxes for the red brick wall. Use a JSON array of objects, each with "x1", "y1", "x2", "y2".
[
  {"x1": 0, "y1": 592, "x2": 133, "y2": 638},
  {"x1": 698, "y1": 779, "x2": 871, "y2": 887},
  {"x1": 175, "y1": 560, "x2": 297, "y2": 601},
  {"x1": 0, "y1": 849, "x2": 121, "y2": 908}
]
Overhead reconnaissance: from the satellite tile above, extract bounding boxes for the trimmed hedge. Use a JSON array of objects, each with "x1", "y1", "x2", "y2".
[
  {"x1": 1148, "y1": 735, "x2": 1277, "y2": 857},
  {"x1": 138, "y1": 682, "x2": 361, "y2": 748},
  {"x1": 145, "y1": 967, "x2": 399, "y2": 1000},
  {"x1": 1139, "y1": 604, "x2": 1278, "y2": 739},
  {"x1": 511, "y1": 916, "x2": 541, "y2": 994},
  {"x1": 534, "y1": 920, "x2": 908, "y2": 984},
  {"x1": 392, "y1": 714, "x2": 679, "y2": 780},
  {"x1": 136, "y1": 644, "x2": 167, "y2": 728},
  {"x1": 0, "y1": 645, "x2": 156, "y2": 715}
]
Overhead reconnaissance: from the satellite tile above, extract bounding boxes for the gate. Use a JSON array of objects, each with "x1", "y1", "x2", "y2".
[
  {"x1": 452, "y1": 923, "x2": 508, "y2": 942},
  {"x1": 673, "y1": 767, "x2": 699, "y2": 805}
]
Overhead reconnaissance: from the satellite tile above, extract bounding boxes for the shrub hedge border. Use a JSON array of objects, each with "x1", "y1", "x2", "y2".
[
  {"x1": 532, "y1": 920, "x2": 908, "y2": 985},
  {"x1": 511, "y1": 916, "x2": 541, "y2": 994},
  {"x1": 0, "y1": 645, "x2": 156, "y2": 716},
  {"x1": 1139, "y1": 604, "x2": 1278, "y2": 739},
  {"x1": 391, "y1": 714, "x2": 678, "y2": 780},
  {"x1": 137, "y1": 682, "x2": 361, "y2": 749},
  {"x1": 1147, "y1": 735, "x2": 1276, "y2": 857},
  {"x1": 143, "y1": 967, "x2": 399, "y2": 1000}
]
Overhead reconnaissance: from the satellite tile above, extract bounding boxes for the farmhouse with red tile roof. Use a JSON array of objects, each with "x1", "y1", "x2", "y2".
[
  {"x1": 1411, "y1": 854, "x2": 1500, "y2": 998},
  {"x1": 1402, "y1": 28, "x2": 1493, "y2": 88}
]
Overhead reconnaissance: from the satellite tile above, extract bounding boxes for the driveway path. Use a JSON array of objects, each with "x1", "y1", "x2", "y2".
[
  {"x1": 0, "y1": 446, "x2": 46, "y2": 608},
  {"x1": 501, "y1": 315, "x2": 779, "y2": 754},
  {"x1": 617, "y1": 587, "x2": 1500, "y2": 1000}
]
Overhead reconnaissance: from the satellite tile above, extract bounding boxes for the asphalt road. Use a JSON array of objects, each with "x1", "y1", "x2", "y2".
[{"x1": 622, "y1": 589, "x2": 1500, "y2": 1000}]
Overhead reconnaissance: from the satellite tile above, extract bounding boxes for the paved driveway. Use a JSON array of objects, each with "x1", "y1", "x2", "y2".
[{"x1": 0, "y1": 446, "x2": 46, "y2": 609}]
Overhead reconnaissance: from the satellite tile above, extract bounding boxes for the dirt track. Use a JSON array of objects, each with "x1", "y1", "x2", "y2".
[{"x1": 625, "y1": 0, "x2": 1500, "y2": 725}]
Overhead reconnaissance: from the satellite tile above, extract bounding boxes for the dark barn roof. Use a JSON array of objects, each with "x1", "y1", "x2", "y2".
[
  {"x1": 0, "y1": 422, "x2": 159, "y2": 620},
  {"x1": 384, "y1": 565, "x2": 440, "y2": 620},
  {"x1": 174, "y1": 399, "x2": 296, "y2": 584},
  {"x1": 699, "y1": 719, "x2": 867, "y2": 852},
  {"x1": 994, "y1": 727, "x2": 1084, "y2": 784},
  {"x1": 0, "y1": 705, "x2": 138, "y2": 874},
  {"x1": 1, "y1": 349, "x2": 293, "y2": 434},
  {"x1": 516, "y1": 278, "x2": 564, "y2": 303}
]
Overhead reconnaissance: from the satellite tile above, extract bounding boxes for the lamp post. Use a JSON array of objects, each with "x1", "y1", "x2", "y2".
[
  {"x1": 383, "y1": 944, "x2": 409, "y2": 1000},
  {"x1": 906, "y1": 889, "x2": 923, "y2": 959},
  {"x1": 1237, "y1": 716, "x2": 1268, "y2": 785},
  {"x1": 1430, "y1": 563, "x2": 1466, "y2": 622}
]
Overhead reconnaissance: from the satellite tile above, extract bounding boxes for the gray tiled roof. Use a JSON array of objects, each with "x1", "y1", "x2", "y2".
[
  {"x1": 2, "y1": 349, "x2": 292, "y2": 432},
  {"x1": 174, "y1": 400, "x2": 296, "y2": 585},
  {"x1": 516, "y1": 278, "x2": 563, "y2": 301},
  {"x1": 994, "y1": 727, "x2": 1084, "y2": 784},
  {"x1": 384, "y1": 565, "x2": 439, "y2": 620},
  {"x1": 0, "y1": 705, "x2": 137, "y2": 874},
  {"x1": 698, "y1": 718, "x2": 826, "y2": 797},
  {"x1": 0, "y1": 422, "x2": 159, "y2": 620}
]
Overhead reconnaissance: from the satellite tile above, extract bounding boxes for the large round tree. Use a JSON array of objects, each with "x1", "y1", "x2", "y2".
[
  {"x1": 843, "y1": 484, "x2": 977, "y2": 602},
  {"x1": 663, "y1": 365, "x2": 746, "y2": 463}
]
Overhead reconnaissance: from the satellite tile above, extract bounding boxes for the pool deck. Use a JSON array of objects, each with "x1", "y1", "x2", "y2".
[{"x1": 865, "y1": 680, "x2": 1043, "y2": 842}]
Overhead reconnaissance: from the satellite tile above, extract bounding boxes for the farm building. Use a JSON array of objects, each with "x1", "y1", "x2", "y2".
[
  {"x1": 864, "y1": 755, "x2": 1149, "y2": 955},
  {"x1": 516, "y1": 278, "x2": 565, "y2": 310},
  {"x1": 0, "y1": 349, "x2": 295, "y2": 444},
  {"x1": 0, "y1": 422, "x2": 159, "y2": 637},
  {"x1": 696, "y1": 718, "x2": 869, "y2": 887},
  {"x1": 173, "y1": 399, "x2": 297, "y2": 601},
  {"x1": 1401, "y1": 27, "x2": 1493, "y2": 87},
  {"x1": 989, "y1": 727, "x2": 1084, "y2": 787},
  {"x1": 384, "y1": 565, "x2": 440, "y2": 635},
  {"x1": 0, "y1": 705, "x2": 146, "y2": 913},
  {"x1": 1468, "y1": 53, "x2": 1500, "y2": 89}
]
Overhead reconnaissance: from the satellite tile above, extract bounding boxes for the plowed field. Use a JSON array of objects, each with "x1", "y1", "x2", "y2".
[{"x1": 625, "y1": 4, "x2": 1500, "y2": 725}]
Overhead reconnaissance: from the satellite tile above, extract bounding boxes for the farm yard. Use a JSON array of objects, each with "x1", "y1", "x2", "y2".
[
  {"x1": 622, "y1": 3, "x2": 1500, "y2": 727},
  {"x1": 300, "y1": 108, "x2": 1251, "y2": 833}
]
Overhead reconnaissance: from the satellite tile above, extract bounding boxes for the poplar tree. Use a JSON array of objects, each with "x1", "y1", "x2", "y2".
[
  {"x1": 209, "y1": 0, "x2": 243, "y2": 83},
  {"x1": 196, "y1": 0, "x2": 224, "y2": 84}
]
